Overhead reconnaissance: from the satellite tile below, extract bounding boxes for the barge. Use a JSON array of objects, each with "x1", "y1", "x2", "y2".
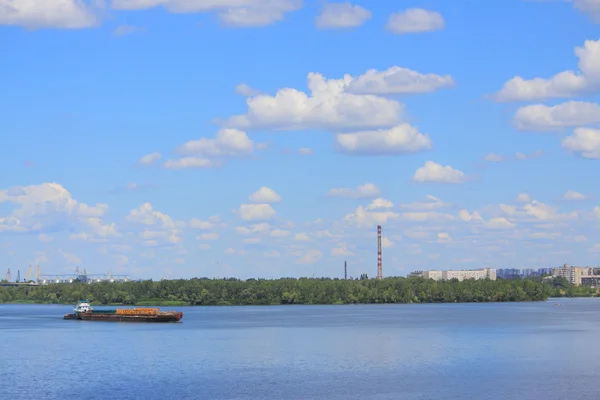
[{"x1": 64, "y1": 300, "x2": 183, "y2": 323}]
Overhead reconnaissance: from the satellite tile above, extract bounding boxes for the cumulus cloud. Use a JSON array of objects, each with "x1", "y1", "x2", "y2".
[
  {"x1": 494, "y1": 39, "x2": 600, "y2": 102},
  {"x1": 315, "y1": 2, "x2": 371, "y2": 29},
  {"x1": 126, "y1": 202, "x2": 183, "y2": 246},
  {"x1": 343, "y1": 205, "x2": 399, "y2": 228},
  {"x1": 413, "y1": 161, "x2": 466, "y2": 184},
  {"x1": 112, "y1": 25, "x2": 142, "y2": 36},
  {"x1": 0, "y1": 182, "x2": 112, "y2": 236},
  {"x1": 164, "y1": 128, "x2": 254, "y2": 169},
  {"x1": 177, "y1": 128, "x2": 254, "y2": 157},
  {"x1": 571, "y1": 0, "x2": 600, "y2": 22},
  {"x1": 385, "y1": 8, "x2": 445, "y2": 34},
  {"x1": 485, "y1": 217, "x2": 515, "y2": 230},
  {"x1": 138, "y1": 152, "x2": 161, "y2": 166},
  {"x1": 296, "y1": 249, "x2": 322, "y2": 264},
  {"x1": 399, "y1": 195, "x2": 450, "y2": 211},
  {"x1": 238, "y1": 204, "x2": 276, "y2": 221},
  {"x1": 365, "y1": 198, "x2": 394, "y2": 210},
  {"x1": 514, "y1": 101, "x2": 600, "y2": 131},
  {"x1": 0, "y1": 0, "x2": 99, "y2": 29},
  {"x1": 189, "y1": 216, "x2": 220, "y2": 230},
  {"x1": 235, "y1": 83, "x2": 260, "y2": 97},
  {"x1": 226, "y1": 71, "x2": 403, "y2": 131},
  {"x1": 197, "y1": 232, "x2": 219, "y2": 240},
  {"x1": 345, "y1": 66, "x2": 454, "y2": 95},
  {"x1": 562, "y1": 128, "x2": 600, "y2": 159},
  {"x1": 484, "y1": 153, "x2": 504, "y2": 162},
  {"x1": 335, "y1": 124, "x2": 432, "y2": 155},
  {"x1": 326, "y1": 183, "x2": 380, "y2": 198},
  {"x1": 225, "y1": 66, "x2": 453, "y2": 132},
  {"x1": 112, "y1": 0, "x2": 302, "y2": 27},
  {"x1": 564, "y1": 190, "x2": 587, "y2": 200},
  {"x1": 249, "y1": 187, "x2": 282, "y2": 203},
  {"x1": 459, "y1": 209, "x2": 484, "y2": 223},
  {"x1": 331, "y1": 242, "x2": 354, "y2": 256},
  {"x1": 163, "y1": 157, "x2": 218, "y2": 169},
  {"x1": 298, "y1": 147, "x2": 313, "y2": 155},
  {"x1": 270, "y1": 228, "x2": 291, "y2": 237}
]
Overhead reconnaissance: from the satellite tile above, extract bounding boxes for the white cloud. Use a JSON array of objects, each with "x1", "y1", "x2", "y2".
[
  {"x1": 294, "y1": 232, "x2": 311, "y2": 241},
  {"x1": 331, "y1": 242, "x2": 353, "y2": 256},
  {"x1": 399, "y1": 195, "x2": 450, "y2": 211},
  {"x1": 163, "y1": 157, "x2": 218, "y2": 169},
  {"x1": 0, "y1": 0, "x2": 99, "y2": 29},
  {"x1": 199, "y1": 243, "x2": 211, "y2": 250},
  {"x1": 336, "y1": 124, "x2": 432, "y2": 155},
  {"x1": 326, "y1": 183, "x2": 380, "y2": 198},
  {"x1": 485, "y1": 217, "x2": 515, "y2": 230},
  {"x1": 226, "y1": 71, "x2": 404, "y2": 131},
  {"x1": 564, "y1": 190, "x2": 587, "y2": 200},
  {"x1": 315, "y1": 2, "x2": 371, "y2": 29},
  {"x1": 385, "y1": 8, "x2": 445, "y2": 34},
  {"x1": 235, "y1": 83, "x2": 261, "y2": 97},
  {"x1": 494, "y1": 39, "x2": 600, "y2": 102},
  {"x1": 139, "y1": 152, "x2": 161, "y2": 166},
  {"x1": 413, "y1": 161, "x2": 466, "y2": 184},
  {"x1": 365, "y1": 198, "x2": 394, "y2": 210},
  {"x1": 38, "y1": 233, "x2": 54, "y2": 242},
  {"x1": 344, "y1": 205, "x2": 399, "y2": 228},
  {"x1": 189, "y1": 216, "x2": 219, "y2": 230},
  {"x1": 562, "y1": 128, "x2": 600, "y2": 159},
  {"x1": 238, "y1": 204, "x2": 276, "y2": 221},
  {"x1": 517, "y1": 193, "x2": 532, "y2": 203},
  {"x1": 264, "y1": 250, "x2": 281, "y2": 258},
  {"x1": 459, "y1": 210, "x2": 483, "y2": 223},
  {"x1": 571, "y1": 0, "x2": 600, "y2": 22},
  {"x1": 249, "y1": 187, "x2": 282, "y2": 203},
  {"x1": 298, "y1": 147, "x2": 313, "y2": 155},
  {"x1": 381, "y1": 236, "x2": 394, "y2": 248},
  {"x1": 296, "y1": 249, "x2": 322, "y2": 264},
  {"x1": 594, "y1": 206, "x2": 600, "y2": 219},
  {"x1": 346, "y1": 66, "x2": 454, "y2": 95},
  {"x1": 112, "y1": 25, "x2": 142, "y2": 36},
  {"x1": 484, "y1": 153, "x2": 504, "y2": 162},
  {"x1": 126, "y1": 202, "x2": 183, "y2": 246},
  {"x1": 398, "y1": 211, "x2": 455, "y2": 223},
  {"x1": 0, "y1": 183, "x2": 111, "y2": 236},
  {"x1": 126, "y1": 202, "x2": 175, "y2": 228},
  {"x1": 177, "y1": 128, "x2": 254, "y2": 158},
  {"x1": 197, "y1": 232, "x2": 219, "y2": 240},
  {"x1": 112, "y1": 0, "x2": 302, "y2": 27},
  {"x1": 60, "y1": 250, "x2": 81, "y2": 264},
  {"x1": 270, "y1": 228, "x2": 291, "y2": 237},
  {"x1": 514, "y1": 101, "x2": 600, "y2": 131}
]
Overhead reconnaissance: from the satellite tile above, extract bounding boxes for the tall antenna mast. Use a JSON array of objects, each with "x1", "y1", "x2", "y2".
[{"x1": 377, "y1": 225, "x2": 382, "y2": 279}]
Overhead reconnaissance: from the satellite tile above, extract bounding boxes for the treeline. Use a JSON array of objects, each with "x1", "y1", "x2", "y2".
[{"x1": 0, "y1": 276, "x2": 594, "y2": 306}]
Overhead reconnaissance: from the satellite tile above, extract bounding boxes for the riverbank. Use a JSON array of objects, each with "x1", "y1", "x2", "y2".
[{"x1": 1, "y1": 276, "x2": 595, "y2": 306}]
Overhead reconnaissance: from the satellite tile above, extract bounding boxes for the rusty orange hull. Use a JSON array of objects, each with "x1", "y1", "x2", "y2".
[{"x1": 78, "y1": 311, "x2": 183, "y2": 322}]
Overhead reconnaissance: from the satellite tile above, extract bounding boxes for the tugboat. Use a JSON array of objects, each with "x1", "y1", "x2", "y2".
[
  {"x1": 63, "y1": 300, "x2": 91, "y2": 320},
  {"x1": 64, "y1": 300, "x2": 183, "y2": 323}
]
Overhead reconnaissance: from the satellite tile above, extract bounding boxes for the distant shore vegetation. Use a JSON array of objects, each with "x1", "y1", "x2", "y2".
[{"x1": 0, "y1": 275, "x2": 595, "y2": 306}]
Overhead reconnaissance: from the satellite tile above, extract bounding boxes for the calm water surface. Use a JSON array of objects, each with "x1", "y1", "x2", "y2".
[{"x1": 1, "y1": 299, "x2": 599, "y2": 399}]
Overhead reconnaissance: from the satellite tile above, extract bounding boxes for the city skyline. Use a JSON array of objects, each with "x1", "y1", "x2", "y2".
[{"x1": 2, "y1": 1, "x2": 600, "y2": 281}]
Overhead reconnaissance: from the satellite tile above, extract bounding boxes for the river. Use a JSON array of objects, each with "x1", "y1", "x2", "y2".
[{"x1": 1, "y1": 298, "x2": 598, "y2": 399}]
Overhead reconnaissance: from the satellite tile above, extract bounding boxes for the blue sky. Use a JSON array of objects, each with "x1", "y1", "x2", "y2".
[{"x1": 2, "y1": 0, "x2": 600, "y2": 281}]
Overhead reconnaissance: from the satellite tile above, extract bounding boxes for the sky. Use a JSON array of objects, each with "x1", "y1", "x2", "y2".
[{"x1": 2, "y1": 0, "x2": 600, "y2": 281}]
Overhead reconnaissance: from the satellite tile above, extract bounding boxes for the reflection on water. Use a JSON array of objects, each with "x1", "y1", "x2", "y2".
[{"x1": 1, "y1": 299, "x2": 600, "y2": 400}]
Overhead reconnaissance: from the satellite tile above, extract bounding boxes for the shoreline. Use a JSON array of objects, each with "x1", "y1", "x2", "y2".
[{"x1": 1, "y1": 296, "x2": 597, "y2": 307}]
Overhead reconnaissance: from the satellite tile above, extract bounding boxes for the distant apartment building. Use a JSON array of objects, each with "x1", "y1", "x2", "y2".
[
  {"x1": 409, "y1": 268, "x2": 496, "y2": 282},
  {"x1": 551, "y1": 264, "x2": 600, "y2": 286}
]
